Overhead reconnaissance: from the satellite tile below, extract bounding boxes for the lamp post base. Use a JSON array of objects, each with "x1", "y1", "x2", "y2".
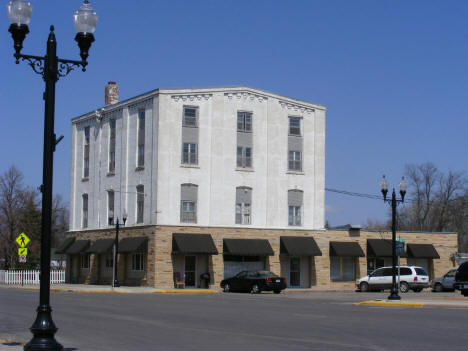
[
  {"x1": 388, "y1": 289, "x2": 401, "y2": 301},
  {"x1": 113, "y1": 280, "x2": 120, "y2": 288},
  {"x1": 24, "y1": 305, "x2": 63, "y2": 351}
]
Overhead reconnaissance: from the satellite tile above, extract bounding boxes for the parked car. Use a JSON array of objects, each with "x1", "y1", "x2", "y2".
[
  {"x1": 220, "y1": 270, "x2": 287, "y2": 294},
  {"x1": 454, "y1": 261, "x2": 468, "y2": 297},
  {"x1": 431, "y1": 269, "x2": 456, "y2": 292},
  {"x1": 357, "y1": 266, "x2": 429, "y2": 293}
]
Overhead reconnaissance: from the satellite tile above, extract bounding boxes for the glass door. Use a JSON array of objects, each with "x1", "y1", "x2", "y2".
[
  {"x1": 289, "y1": 257, "x2": 301, "y2": 288},
  {"x1": 185, "y1": 256, "x2": 196, "y2": 287}
]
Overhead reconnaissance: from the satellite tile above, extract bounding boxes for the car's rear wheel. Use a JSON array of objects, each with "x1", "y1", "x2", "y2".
[
  {"x1": 251, "y1": 284, "x2": 261, "y2": 294},
  {"x1": 399, "y1": 282, "x2": 409, "y2": 293},
  {"x1": 273, "y1": 290, "x2": 281, "y2": 294},
  {"x1": 359, "y1": 282, "x2": 369, "y2": 292},
  {"x1": 433, "y1": 283, "x2": 443, "y2": 292},
  {"x1": 223, "y1": 283, "x2": 231, "y2": 293}
]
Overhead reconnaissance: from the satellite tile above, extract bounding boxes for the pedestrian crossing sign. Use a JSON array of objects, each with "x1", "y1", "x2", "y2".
[
  {"x1": 18, "y1": 248, "x2": 28, "y2": 256},
  {"x1": 15, "y1": 232, "x2": 30, "y2": 248}
]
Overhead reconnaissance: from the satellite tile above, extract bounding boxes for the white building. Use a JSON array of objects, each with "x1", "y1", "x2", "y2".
[{"x1": 69, "y1": 84, "x2": 326, "y2": 232}]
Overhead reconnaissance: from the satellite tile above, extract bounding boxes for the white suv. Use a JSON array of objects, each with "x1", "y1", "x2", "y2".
[{"x1": 357, "y1": 266, "x2": 429, "y2": 293}]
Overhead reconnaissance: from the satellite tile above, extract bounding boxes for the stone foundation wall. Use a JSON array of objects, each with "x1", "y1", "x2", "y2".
[{"x1": 66, "y1": 226, "x2": 458, "y2": 290}]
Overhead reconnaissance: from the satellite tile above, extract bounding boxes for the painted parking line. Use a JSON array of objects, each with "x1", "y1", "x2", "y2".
[{"x1": 355, "y1": 300, "x2": 424, "y2": 308}]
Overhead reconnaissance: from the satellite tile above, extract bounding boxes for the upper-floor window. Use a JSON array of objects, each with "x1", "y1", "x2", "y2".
[
  {"x1": 183, "y1": 107, "x2": 198, "y2": 127},
  {"x1": 237, "y1": 147, "x2": 252, "y2": 168},
  {"x1": 82, "y1": 193, "x2": 88, "y2": 229},
  {"x1": 83, "y1": 127, "x2": 90, "y2": 178},
  {"x1": 235, "y1": 187, "x2": 252, "y2": 225},
  {"x1": 288, "y1": 151, "x2": 302, "y2": 171},
  {"x1": 182, "y1": 143, "x2": 198, "y2": 165},
  {"x1": 288, "y1": 189, "x2": 303, "y2": 226},
  {"x1": 109, "y1": 119, "x2": 116, "y2": 173},
  {"x1": 136, "y1": 185, "x2": 144, "y2": 223},
  {"x1": 108, "y1": 190, "x2": 114, "y2": 226},
  {"x1": 237, "y1": 112, "x2": 252, "y2": 132},
  {"x1": 289, "y1": 117, "x2": 301, "y2": 136},
  {"x1": 180, "y1": 184, "x2": 198, "y2": 223},
  {"x1": 137, "y1": 109, "x2": 145, "y2": 168}
]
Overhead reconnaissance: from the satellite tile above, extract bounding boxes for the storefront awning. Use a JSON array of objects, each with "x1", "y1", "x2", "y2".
[
  {"x1": 223, "y1": 239, "x2": 274, "y2": 256},
  {"x1": 280, "y1": 236, "x2": 322, "y2": 256},
  {"x1": 87, "y1": 239, "x2": 114, "y2": 254},
  {"x1": 55, "y1": 237, "x2": 75, "y2": 254},
  {"x1": 329, "y1": 241, "x2": 365, "y2": 257},
  {"x1": 172, "y1": 234, "x2": 218, "y2": 255},
  {"x1": 65, "y1": 240, "x2": 90, "y2": 254},
  {"x1": 118, "y1": 237, "x2": 147, "y2": 253},
  {"x1": 406, "y1": 244, "x2": 440, "y2": 259},
  {"x1": 367, "y1": 239, "x2": 407, "y2": 258}
]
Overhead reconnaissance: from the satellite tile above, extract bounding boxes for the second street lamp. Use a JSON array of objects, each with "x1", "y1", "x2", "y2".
[
  {"x1": 380, "y1": 175, "x2": 406, "y2": 301},
  {"x1": 109, "y1": 210, "x2": 127, "y2": 288},
  {"x1": 7, "y1": 1, "x2": 98, "y2": 350}
]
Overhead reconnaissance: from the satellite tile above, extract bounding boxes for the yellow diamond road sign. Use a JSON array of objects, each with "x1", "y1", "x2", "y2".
[
  {"x1": 18, "y1": 248, "x2": 28, "y2": 256},
  {"x1": 16, "y1": 233, "x2": 30, "y2": 248}
]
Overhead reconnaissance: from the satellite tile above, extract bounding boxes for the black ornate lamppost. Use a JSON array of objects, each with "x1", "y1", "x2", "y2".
[
  {"x1": 7, "y1": 1, "x2": 98, "y2": 350},
  {"x1": 108, "y1": 210, "x2": 127, "y2": 288},
  {"x1": 380, "y1": 175, "x2": 406, "y2": 300}
]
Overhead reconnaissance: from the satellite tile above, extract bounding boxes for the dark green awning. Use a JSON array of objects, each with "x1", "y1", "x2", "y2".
[
  {"x1": 55, "y1": 237, "x2": 75, "y2": 254},
  {"x1": 65, "y1": 240, "x2": 90, "y2": 254},
  {"x1": 118, "y1": 237, "x2": 147, "y2": 253},
  {"x1": 172, "y1": 234, "x2": 218, "y2": 255},
  {"x1": 280, "y1": 236, "x2": 322, "y2": 256},
  {"x1": 406, "y1": 244, "x2": 440, "y2": 259},
  {"x1": 223, "y1": 239, "x2": 274, "y2": 256},
  {"x1": 330, "y1": 241, "x2": 365, "y2": 257},
  {"x1": 87, "y1": 239, "x2": 114, "y2": 254}
]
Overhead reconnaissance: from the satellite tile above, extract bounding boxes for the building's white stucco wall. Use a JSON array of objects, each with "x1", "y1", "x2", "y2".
[{"x1": 70, "y1": 87, "x2": 325, "y2": 231}]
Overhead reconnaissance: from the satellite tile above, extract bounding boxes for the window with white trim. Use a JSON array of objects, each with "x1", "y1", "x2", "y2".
[
  {"x1": 237, "y1": 147, "x2": 252, "y2": 168},
  {"x1": 237, "y1": 112, "x2": 252, "y2": 132},
  {"x1": 288, "y1": 151, "x2": 302, "y2": 171},
  {"x1": 289, "y1": 116, "x2": 301, "y2": 136},
  {"x1": 137, "y1": 109, "x2": 145, "y2": 167},
  {"x1": 288, "y1": 206, "x2": 301, "y2": 226},
  {"x1": 82, "y1": 194, "x2": 88, "y2": 229},
  {"x1": 182, "y1": 143, "x2": 198, "y2": 165},
  {"x1": 83, "y1": 127, "x2": 90, "y2": 178},
  {"x1": 183, "y1": 107, "x2": 198, "y2": 127},
  {"x1": 136, "y1": 185, "x2": 144, "y2": 223},
  {"x1": 108, "y1": 190, "x2": 114, "y2": 226},
  {"x1": 109, "y1": 119, "x2": 116, "y2": 173}
]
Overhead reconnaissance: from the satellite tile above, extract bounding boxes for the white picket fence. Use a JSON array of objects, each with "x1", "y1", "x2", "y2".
[{"x1": 0, "y1": 270, "x2": 65, "y2": 285}]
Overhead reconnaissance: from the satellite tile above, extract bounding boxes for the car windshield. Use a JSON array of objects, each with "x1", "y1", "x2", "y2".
[
  {"x1": 257, "y1": 271, "x2": 278, "y2": 278},
  {"x1": 415, "y1": 268, "x2": 428, "y2": 276}
]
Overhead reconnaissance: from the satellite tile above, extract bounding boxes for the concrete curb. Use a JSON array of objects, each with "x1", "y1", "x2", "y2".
[{"x1": 355, "y1": 300, "x2": 424, "y2": 307}]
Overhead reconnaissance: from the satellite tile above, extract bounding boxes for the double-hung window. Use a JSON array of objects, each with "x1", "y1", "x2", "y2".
[
  {"x1": 136, "y1": 185, "x2": 144, "y2": 223},
  {"x1": 289, "y1": 117, "x2": 301, "y2": 136},
  {"x1": 108, "y1": 119, "x2": 116, "y2": 173},
  {"x1": 288, "y1": 206, "x2": 301, "y2": 226},
  {"x1": 237, "y1": 112, "x2": 252, "y2": 132},
  {"x1": 137, "y1": 109, "x2": 145, "y2": 168},
  {"x1": 235, "y1": 187, "x2": 252, "y2": 224},
  {"x1": 108, "y1": 190, "x2": 114, "y2": 225},
  {"x1": 181, "y1": 201, "x2": 197, "y2": 223},
  {"x1": 288, "y1": 151, "x2": 302, "y2": 171},
  {"x1": 132, "y1": 252, "x2": 144, "y2": 271},
  {"x1": 83, "y1": 127, "x2": 90, "y2": 178},
  {"x1": 82, "y1": 194, "x2": 88, "y2": 229},
  {"x1": 183, "y1": 107, "x2": 198, "y2": 127},
  {"x1": 182, "y1": 143, "x2": 198, "y2": 165},
  {"x1": 237, "y1": 147, "x2": 252, "y2": 168}
]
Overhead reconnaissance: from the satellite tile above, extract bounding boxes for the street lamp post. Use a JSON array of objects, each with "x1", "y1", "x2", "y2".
[
  {"x1": 380, "y1": 175, "x2": 406, "y2": 301},
  {"x1": 108, "y1": 210, "x2": 127, "y2": 288},
  {"x1": 7, "y1": 1, "x2": 98, "y2": 350}
]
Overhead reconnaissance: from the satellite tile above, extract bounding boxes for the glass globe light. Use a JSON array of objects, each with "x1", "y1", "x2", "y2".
[
  {"x1": 7, "y1": 0, "x2": 32, "y2": 25},
  {"x1": 73, "y1": 1, "x2": 98, "y2": 34}
]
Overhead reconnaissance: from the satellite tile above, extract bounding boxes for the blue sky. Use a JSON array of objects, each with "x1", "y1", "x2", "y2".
[{"x1": 1, "y1": 1, "x2": 467, "y2": 227}]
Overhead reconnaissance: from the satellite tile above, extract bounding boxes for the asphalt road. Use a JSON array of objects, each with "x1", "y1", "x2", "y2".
[{"x1": 1, "y1": 288, "x2": 467, "y2": 351}]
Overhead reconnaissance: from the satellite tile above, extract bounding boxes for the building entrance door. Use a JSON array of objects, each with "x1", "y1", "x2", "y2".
[
  {"x1": 289, "y1": 257, "x2": 301, "y2": 288},
  {"x1": 185, "y1": 256, "x2": 196, "y2": 287}
]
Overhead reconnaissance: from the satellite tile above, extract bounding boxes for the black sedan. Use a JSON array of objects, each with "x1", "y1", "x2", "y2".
[{"x1": 220, "y1": 270, "x2": 287, "y2": 294}]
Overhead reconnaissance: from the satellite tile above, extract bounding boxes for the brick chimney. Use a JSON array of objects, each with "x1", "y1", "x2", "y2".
[{"x1": 105, "y1": 81, "x2": 119, "y2": 105}]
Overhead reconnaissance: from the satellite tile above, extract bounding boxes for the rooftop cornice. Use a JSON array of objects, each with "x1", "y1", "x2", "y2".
[{"x1": 71, "y1": 86, "x2": 326, "y2": 124}]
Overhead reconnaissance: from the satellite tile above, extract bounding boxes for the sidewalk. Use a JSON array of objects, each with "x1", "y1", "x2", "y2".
[{"x1": 1, "y1": 283, "x2": 215, "y2": 294}]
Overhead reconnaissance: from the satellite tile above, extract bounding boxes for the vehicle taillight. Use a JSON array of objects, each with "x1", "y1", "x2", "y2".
[
  {"x1": 266, "y1": 278, "x2": 272, "y2": 283},
  {"x1": 414, "y1": 276, "x2": 418, "y2": 281}
]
